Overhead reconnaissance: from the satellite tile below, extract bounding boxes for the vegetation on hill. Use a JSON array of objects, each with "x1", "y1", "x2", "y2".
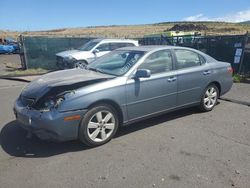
[{"x1": 1, "y1": 22, "x2": 250, "y2": 39}]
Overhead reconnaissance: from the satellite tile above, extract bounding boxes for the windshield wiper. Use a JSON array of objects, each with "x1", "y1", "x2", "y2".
[
  {"x1": 87, "y1": 67, "x2": 105, "y2": 74},
  {"x1": 87, "y1": 67, "x2": 117, "y2": 76}
]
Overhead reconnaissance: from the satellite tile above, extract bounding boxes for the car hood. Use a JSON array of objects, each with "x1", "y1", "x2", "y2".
[
  {"x1": 56, "y1": 50, "x2": 92, "y2": 60},
  {"x1": 21, "y1": 69, "x2": 115, "y2": 99},
  {"x1": 56, "y1": 49, "x2": 82, "y2": 57}
]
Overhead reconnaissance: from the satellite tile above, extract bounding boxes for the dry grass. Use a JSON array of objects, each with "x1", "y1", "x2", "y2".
[
  {"x1": 2, "y1": 68, "x2": 48, "y2": 76},
  {"x1": 1, "y1": 22, "x2": 250, "y2": 40}
]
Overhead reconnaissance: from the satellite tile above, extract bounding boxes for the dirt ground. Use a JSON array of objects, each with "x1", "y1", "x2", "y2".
[{"x1": 0, "y1": 54, "x2": 22, "y2": 76}]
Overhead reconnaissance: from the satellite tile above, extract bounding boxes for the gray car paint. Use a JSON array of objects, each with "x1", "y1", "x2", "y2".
[
  {"x1": 14, "y1": 46, "x2": 233, "y2": 141},
  {"x1": 21, "y1": 68, "x2": 114, "y2": 99}
]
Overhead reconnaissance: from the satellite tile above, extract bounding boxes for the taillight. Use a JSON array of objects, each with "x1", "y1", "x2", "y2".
[{"x1": 227, "y1": 67, "x2": 233, "y2": 74}]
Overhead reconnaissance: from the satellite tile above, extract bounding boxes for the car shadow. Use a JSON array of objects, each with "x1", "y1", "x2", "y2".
[{"x1": 0, "y1": 106, "x2": 210, "y2": 158}]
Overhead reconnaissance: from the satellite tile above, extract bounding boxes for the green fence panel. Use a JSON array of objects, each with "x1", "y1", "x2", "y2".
[
  {"x1": 23, "y1": 36, "x2": 94, "y2": 70},
  {"x1": 22, "y1": 35, "x2": 249, "y2": 74},
  {"x1": 140, "y1": 34, "x2": 249, "y2": 73}
]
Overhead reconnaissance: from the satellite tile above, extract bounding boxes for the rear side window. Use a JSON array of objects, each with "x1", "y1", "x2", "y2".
[
  {"x1": 123, "y1": 43, "x2": 135, "y2": 47},
  {"x1": 139, "y1": 50, "x2": 173, "y2": 74},
  {"x1": 110, "y1": 43, "x2": 135, "y2": 50},
  {"x1": 175, "y1": 49, "x2": 205, "y2": 69}
]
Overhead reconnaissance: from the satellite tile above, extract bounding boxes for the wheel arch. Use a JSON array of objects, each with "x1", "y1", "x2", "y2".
[
  {"x1": 87, "y1": 99, "x2": 124, "y2": 126},
  {"x1": 78, "y1": 59, "x2": 88, "y2": 63},
  {"x1": 208, "y1": 81, "x2": 221, "y2": 96}
]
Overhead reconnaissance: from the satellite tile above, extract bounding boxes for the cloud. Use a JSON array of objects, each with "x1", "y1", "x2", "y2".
[
  {"x1": 183, "y1": 9, "x2": 250, "y2": 22},
  {"x1": 184, "y1": 14, "x2": 210, "y2": 22}
]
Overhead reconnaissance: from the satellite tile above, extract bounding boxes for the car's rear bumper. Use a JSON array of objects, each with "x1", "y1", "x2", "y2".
[
  {"x1": 14, "y1": 99, "x2": 87, "y2": 142},
  {"x1": 220, "y1": 77, "x2": 233, "y2": 96}
]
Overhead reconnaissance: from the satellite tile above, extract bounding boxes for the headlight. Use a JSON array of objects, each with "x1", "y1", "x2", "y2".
[
  {"x1": 44, "y1": 98, "x2": 56, "y2": 109},
  {"x1": 38, "y1": 91, "x2": 73, "y2": 112},
  {"x1": 40, "y1": 97, "x2": 64, "y2": 112},
  {"x1": 64, "y1": 56, "x2": 75, "y2": 62}
]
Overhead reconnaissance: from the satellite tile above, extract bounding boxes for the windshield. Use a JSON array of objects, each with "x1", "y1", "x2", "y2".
[
  {"x1": 78, "y1": 40, "x2": 99, "y2": 51},
  {"x1": 86, "y1": 50, "x2": 145, "y2": 76}
]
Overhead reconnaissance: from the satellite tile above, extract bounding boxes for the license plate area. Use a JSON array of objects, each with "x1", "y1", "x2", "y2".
[{"x1": 15, "y1": 108, "x2": 31, "y2": 125}]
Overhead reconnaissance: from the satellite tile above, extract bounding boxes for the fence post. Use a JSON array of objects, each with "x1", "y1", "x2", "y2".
[
  {"x1": 238, "y1": 32, "x2": 249, "y2": 74},
  {"x1": 19, "y1": 35, "x2": 27, "y2": 70}
]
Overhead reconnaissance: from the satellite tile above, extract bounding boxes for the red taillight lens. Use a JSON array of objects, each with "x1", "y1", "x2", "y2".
[{"x1": 227, "y1": 67, "x2": 233, "y2": 74}]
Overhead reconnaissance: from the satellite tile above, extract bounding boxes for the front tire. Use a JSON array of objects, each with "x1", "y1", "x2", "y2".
[
  {"x1": 79, "y1": 104, "x2": 119, "y2": 147},
  {"x1": 74, "y1": 60, "x2": 88, "y2": 69},
  {"x1": 199, "y1": 84, "x2": 219, "y2": 112}
]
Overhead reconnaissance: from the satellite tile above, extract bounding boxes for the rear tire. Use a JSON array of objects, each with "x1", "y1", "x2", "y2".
[
  {"x1": 199, "y1": 84, "x2": 219, "y2": 112},
  {"x1": 79, "y1": 104, "x2": 119, "y2": 147}
]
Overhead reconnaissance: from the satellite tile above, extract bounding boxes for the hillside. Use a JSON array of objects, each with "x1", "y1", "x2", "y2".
[
  {"x1": 241, "y1": 20, "x2": 250, "y2": 24},
  {"x1": 1, "y1": 22, "x2": 250, "y2": 39}
]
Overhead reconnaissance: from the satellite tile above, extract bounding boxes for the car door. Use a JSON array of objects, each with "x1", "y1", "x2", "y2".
[
  {"x1": 94, "y1": 43, "x2": 111, "y2": 59},
  {"x1": 174, "y1": 49, "x2": 212, "y2": 106},
  {"x1": 126, "y1": 50, "x2": 178, "y2": 121}
]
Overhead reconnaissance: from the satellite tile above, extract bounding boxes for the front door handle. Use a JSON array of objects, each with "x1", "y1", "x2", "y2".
[
  {"x1": 168, "y1": 76, "x2": 177, "y2": 82},
  {"x1": 203, "y1": 70, "x2": 211, "y2": 75}
]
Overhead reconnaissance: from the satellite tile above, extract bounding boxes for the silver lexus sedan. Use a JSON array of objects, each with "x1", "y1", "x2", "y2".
[{"x1": 14, "y1": 46, "x2": 233, "y2": 146}]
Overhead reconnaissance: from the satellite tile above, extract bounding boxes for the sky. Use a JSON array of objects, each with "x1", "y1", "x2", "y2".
[{"x1": 1, "y1": 0, "x2": 250, "y2": 31}]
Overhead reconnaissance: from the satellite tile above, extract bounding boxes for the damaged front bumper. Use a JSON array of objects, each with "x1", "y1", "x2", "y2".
[
  {"x1": 56, "y1": 56, "x2": 77, "y2": 69},
  {"x1": 14, "y1": 99, "x2": 87, "y2": 142}
]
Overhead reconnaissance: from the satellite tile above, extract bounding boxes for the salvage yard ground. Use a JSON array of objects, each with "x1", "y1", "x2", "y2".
[
  {"x1": 0, "y1": 79, "x2": 249, "y2": 188},
  {"x1": 0, "y1": 54, "x2": 48, "y2": 77},
  {"x1": 0, "y1": 54, "x2": 22, "y2": 76}
]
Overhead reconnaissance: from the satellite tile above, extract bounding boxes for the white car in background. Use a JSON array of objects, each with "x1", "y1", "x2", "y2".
[{"x1": 56, "y1": 39, "x2": 139, "y2": 69}]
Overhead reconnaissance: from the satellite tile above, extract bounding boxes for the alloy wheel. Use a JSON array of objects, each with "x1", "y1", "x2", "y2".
[
  {"x1": 204, "y1": 86, "x2": 217, "y2": 109},
  {"x1": 75, "y1": 62, "x2": 87, "y2": 69},
  {"x1": 87, "y1": 111, "x2": 115, "y2": 142}
]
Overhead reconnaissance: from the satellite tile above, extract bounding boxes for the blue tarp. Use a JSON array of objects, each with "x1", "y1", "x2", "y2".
[{"x1": 0, "y1": 44, "x2": 19, "y2": 54}]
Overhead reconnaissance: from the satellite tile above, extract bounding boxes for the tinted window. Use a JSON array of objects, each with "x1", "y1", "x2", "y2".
[
  {"x1": 139, "y1": 50, "x2": 173, "y2": 74},
  {"x1": 175, "y1": 49, "x2": 203, "y2": 69},
  {"x1": 122, "y1": 43, "x2": 135, "y2": 47},
  {"x1": 110, "y1": 43, "x2": 135, "y2": 50},
  {"x1": 96, "y1": 43, "x2": 110, "y2": 51},
  {"x1": 78, "y1": 40, "x2": 99, "y2": 51}
]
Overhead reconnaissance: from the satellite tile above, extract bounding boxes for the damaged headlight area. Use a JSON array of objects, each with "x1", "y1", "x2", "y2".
[
  {"x1": 33, "y1": 91, "x2": 74, "y2": 112},
  {"x1": 40, "y1": 97, "x2": 64, "y2": 111}
]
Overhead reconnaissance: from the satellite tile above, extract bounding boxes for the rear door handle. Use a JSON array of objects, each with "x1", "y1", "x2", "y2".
[
  {"x1": 168, "y1": 76, "x2": 177, "y2": 82},
  {"x1": 203, "y1": 70, "x2": 211, "y2": 75}
]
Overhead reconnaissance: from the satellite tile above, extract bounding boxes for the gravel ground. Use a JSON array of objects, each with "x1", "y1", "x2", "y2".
[
  {"x1": 221, "y1": 83, "x2": 250, "y2": 105},
  {"x1": 0, "y1": 79, "x2": 250, "y2": 188},
  {"x1": 0, "y1": 54, "x2": 21, "y2": 76}
]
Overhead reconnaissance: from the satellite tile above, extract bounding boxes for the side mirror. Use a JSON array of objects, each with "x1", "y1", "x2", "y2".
[
  {"x1": 134, "y1": 69, "x2": 151, "y2": 79},
  {"x1": 93, "y1": 49, "x2": 99, "y2": 54}
]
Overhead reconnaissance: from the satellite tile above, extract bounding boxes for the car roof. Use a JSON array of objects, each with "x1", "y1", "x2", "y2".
[
  {"x1": 116, "y1": 45, "x2": 216, "y2": 62},
  {"x1": 92, "y1": 38, "x2": 138, "y2": 43},
  {"x1": 117, "y1": 45, "x2": 204, "y2": 52}
]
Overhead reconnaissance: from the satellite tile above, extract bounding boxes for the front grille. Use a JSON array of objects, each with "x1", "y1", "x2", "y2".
[
  {"x1": 20, "y1": 96, "x2": 35, "y2": 107},
  {"x1": 56, "y1": 56, "x2": 64, "y2": 64}
]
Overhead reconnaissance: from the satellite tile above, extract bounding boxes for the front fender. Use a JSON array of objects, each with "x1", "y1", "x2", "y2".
[{"x1": 57, "y1": 78, "x2": 128, "y2": 117}]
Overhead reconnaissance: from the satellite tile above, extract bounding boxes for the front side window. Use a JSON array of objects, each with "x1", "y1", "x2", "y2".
[
  {"x1": 78, "y1": 40, "x2": 99, "y2": 51},
  {"x1": 138, "y1": 50, "x2": 173, "y2": 74},
  {"x1": 175, "y1": 49, "x2": 204, "y2": 69},
  {"x1": 96, "y1": 43, "x2": 110, "y2": 52},
  {"x1": 87, "y1": 50, "x2": 145, "y2": 76}
]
